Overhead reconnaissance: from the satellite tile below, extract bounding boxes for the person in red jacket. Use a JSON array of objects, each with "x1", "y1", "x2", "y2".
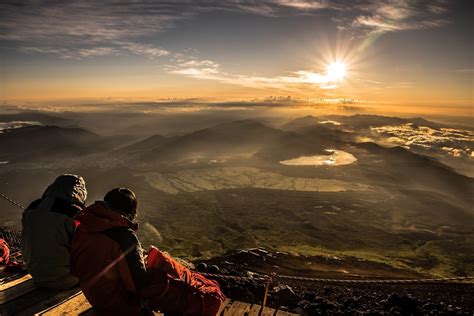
[
  {"x1": 71, "y1": 188, "x2": 224, "y2": 316},
  {"x1": 70, "y1": 188, "x2": 155, "y2": 315}
]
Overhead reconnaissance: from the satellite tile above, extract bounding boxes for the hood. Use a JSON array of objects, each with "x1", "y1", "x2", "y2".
[
  {"x1": 43, "y1": 174, "x2": 87, "y2": 206},
  {"x1": 36, "y1": 174, "x2": 87, "y2": 213},
  {"x1": 75, "y1": 201, "x2": 138, "y2": 233}
]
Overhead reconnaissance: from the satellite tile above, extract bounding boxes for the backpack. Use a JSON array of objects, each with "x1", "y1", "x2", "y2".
[
  {"x1": 144, "y1": 246, "x2": 225, "y2": 316},
  {"x1": 0, "y1": 239, "x2": 9, "y2": 266}
]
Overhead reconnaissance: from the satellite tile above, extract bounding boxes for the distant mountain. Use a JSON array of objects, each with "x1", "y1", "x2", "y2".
[
  {"x1": 280, "y1": 115, "x2": 355, "y2": 143},
  {"x1": 0, "y1": 112, "x2": 74, "y2": 127},
  {"x1": 0, "y1": 125, "x2": 120, "y2": 162},
  {"x1": 137, "y1": 120, "x2": 290, "y2": 162},
  {"x1": 117, "y1": 134, "x2": 170, "y2": 153},
  {"x1": 357, "y1": 142, "x2": 473, "y2": 204},
  {"x1": 280, "y1": 115, "x2": 322, "y2": 131},
  {"x1": 127, "y1": 119, "x2": 356, "y2": 164}
]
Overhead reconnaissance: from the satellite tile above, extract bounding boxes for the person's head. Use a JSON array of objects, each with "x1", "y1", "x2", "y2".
[
  {"x1": 104, "y1": 188, "x2": 138, "y2": 220},
  {"x1": 43, "y1": 174, "x2": 87, "y2": 207}
]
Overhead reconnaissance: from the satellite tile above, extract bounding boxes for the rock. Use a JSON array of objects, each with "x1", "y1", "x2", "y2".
[
  {"x1": 389, "y1": 306, "x2": 402, "y2": 314},
  {"x1": 310, "y1": 301, "x2": 338, "y2": 314},
  {"x1": 301, "y1": 291, "x2": 317, "y2": 301},
  {"x1": 273, "y1": 284, "x2": 298, "y2": 306},
  {"x1": 386, "y1": 294, "x2": 418, "y2": 314},
  {"x1": 207, "y1": 265, "x2": 220, "y2": 274},
  {"x1": 323, "y1": 286, "x2": 333, "y2": 294},
  {"x1": 195, "y1": 262, "x2": 207, "y2": 272},
  {"x1": 343, "y1": 297, "x2": 358, "y2": 309}
]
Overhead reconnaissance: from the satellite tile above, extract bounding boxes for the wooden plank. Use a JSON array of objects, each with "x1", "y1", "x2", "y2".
[
  {"x1": 16, "y1": 287, "x2": 81, "y2": 316},
  {"x1": 248, "y1": 304, "x2": 277, "y2": 316},
  {"x1": 38, "y1": 291, "x2": 93, "y2": 315},
  {"x1": 0, "y1": 287, "x2": 72, "y2": 316},
  {"x1": 0, "y1": 274, "x2": 32, "y2": 292},
  {"x1": 218, "y1": 298, "x2": 231, "y2": 315},
  {"x1": 249, "y1": 304, "x2": 264, "y2": 315},
  {"x1": 0, "y1": 274, "x2": 37, "y2": 304},
  {"x1": 220, "y1": 299, "x2": 235, "y2": 315},
  {"x1": 222, "y1": 301, "x2": 252, "y2": 315},
  {"x1": 38, "y1": 292, "x2": 164, "y2": 316},
  {"x1": 261, "y1": 307, "x2": 277, "y2": 316}
]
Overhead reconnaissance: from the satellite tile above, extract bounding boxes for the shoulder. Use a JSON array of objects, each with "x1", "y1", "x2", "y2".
[
  {"x1": 26, "y1": 198, "x2": 42, "y2": 210},
  {"x1": 51, "y1": 199, "x2": 83, "y2": 218},
  {"x1": 103, "y1": 227, "x2": 140, "y2": 247}
]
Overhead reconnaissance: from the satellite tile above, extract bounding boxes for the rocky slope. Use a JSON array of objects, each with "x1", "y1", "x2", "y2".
[{"x1": 195, "y1": 248, "x2": 474, "y2": 315}]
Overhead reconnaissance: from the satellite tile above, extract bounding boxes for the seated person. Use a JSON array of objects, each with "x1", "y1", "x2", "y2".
[
  {"x1": 71, "y1": 188, "x2": 224, "y2": 316},
  {"x1": 21, "y1": 174, "x2": 87, "y2": 289}
]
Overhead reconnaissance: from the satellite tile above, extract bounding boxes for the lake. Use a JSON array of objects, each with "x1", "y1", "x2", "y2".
[{"x1": 280, "y1": 149, "x2": 357, "y2": 166}]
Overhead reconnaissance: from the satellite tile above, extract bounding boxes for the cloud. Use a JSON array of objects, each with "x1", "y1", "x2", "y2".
[
  {"x1": 0, "y1": 1, "x2": 331, "y2": 47},
  {"x1": 0, "y1": 1, "x2": 181, "y2": 59},
  {"x1": 19, "y1": 42, "x2": 169, "y2": 60},
  {"x1": 276, "y1": 0, "x2": 330, "y2": 10},
  {"x1": 165, "y1": 57, "x2": 343, "y2": 90},
  {"x1": 0, "y1": 1, "x2": 274, "y2": 58},
  {"x1": 456, "y1": 69, "x2": 474, "y2": 73},
  {"x1": 0, "y1": 0, "x2": 453, "y2": 60},
  {"x1": 118, "y1": 42, "x2": 170, "y2": 59},
  {"x1": 168, "y1": 59, "x2": 221, "y2": 78},
  {"x1": 371, "y1": 123, "x2": 474, "y2": 159},
  {"x1": 348, "y1": 0, "x2": 450, "y2": 34}
]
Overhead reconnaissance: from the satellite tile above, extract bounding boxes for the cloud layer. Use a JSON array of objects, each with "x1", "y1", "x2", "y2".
[
  {"x1": 371, "y1": 123, "x2": 474, "y2": 159},
  {"x1": 1, "y1": 0, "x2": 452, "y2": 59}
]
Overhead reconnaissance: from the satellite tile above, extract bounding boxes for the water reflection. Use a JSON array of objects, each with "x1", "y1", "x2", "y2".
[{"x1": 280, "y1": 150, "x2": 357, "y2": 166}]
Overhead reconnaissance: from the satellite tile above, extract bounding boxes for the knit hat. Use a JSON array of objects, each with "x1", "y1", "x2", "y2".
[{"x1": 104, "y1": 188, "x2": 137, "y2": 218}]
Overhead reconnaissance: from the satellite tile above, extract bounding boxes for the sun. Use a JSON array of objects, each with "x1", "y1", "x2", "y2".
[{"x1": 327, "y1": 62, "x2": 346, "y2": 81}]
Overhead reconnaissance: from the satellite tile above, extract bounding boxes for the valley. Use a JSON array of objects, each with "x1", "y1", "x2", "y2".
[{"x1": 0, "y1": 112, "x2": 472, "y2": 278}]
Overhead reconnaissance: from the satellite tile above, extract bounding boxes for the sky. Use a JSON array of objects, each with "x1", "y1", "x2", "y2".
[{"x1": 0, "y1": 0, "x2": 472, "y2": 113}]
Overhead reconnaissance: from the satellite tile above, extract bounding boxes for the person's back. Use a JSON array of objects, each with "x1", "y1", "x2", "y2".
[
  {"x1": 21, "y1": 174, "x2": 87, "y2": 289},
  {"x1": 70, "y1": 188, "x2": 148, "y2": 315}
]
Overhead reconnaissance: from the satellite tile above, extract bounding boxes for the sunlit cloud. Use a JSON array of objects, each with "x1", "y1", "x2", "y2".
[
  {"x1": 166, "y1": 58, "x2": 347, "y2": 90},
  {"x1": 349, "y1": 0, "x2": 450, "y2": 34},
  {"x1": 371, "y1": 124, "x2": 474, "y2": 159},
  {"x1": 276, "y1": 0, "x2": 329, "y2": 10},
  {"x1": 352, "y1": 15, "x2": 448, "y2": 33}
]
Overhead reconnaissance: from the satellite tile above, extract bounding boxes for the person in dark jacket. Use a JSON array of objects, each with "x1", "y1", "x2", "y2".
[
  {"x1": 70, "y1": 188, "x2": 158, "y2": 315},
  {"x1": 21, "y1": 174, "x2": 87, "y2": 289}
]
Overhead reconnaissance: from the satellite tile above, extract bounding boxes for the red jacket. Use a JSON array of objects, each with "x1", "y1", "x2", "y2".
[{"x1": 70, "y1": 202, "x2": 148, "y2": 315}]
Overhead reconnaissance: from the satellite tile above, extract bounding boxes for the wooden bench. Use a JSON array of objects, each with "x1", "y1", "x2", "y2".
[{"x1": 1, "y1": 274, "x2": 298, "y2": 315}]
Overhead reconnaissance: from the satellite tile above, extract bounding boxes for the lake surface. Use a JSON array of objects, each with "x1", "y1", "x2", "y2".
[{"x1": 280, "y1": 150, "x2": 357, "y2": 166}]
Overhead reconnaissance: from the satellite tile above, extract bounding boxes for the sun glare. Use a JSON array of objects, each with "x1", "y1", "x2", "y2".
[{"x1": 327, "y1": 62, "x2": 346, "y2": 81}]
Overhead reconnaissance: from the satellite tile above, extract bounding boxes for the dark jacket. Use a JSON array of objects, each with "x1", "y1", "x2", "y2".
[
  {"x1": 70, "y1": 201, "x2": 148, "y2": 315},
  {"x1": 21, "y1": 174, "x2": 86, "y2": 289}
]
